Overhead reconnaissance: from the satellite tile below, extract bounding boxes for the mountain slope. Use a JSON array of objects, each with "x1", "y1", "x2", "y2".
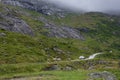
[
  {"x1": 0, "y1": 1, "x2": 120, "y2": 80},
  {"x1": 1, "y1": 0, "x2": 68, "y2": 16},
  {"x1": 0, "y1": 1, "x2": 120, "y2": 65}
]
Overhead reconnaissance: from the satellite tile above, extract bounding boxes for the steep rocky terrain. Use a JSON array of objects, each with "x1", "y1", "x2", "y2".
[
  {"x1": 0, "y1": 12, "x2": 34, "y2": 36},
  {"x1": 1, "y1": 0, "x2": 68, "y2": 16},
  {"x1": 0, "y1": 0, "x2": 84, "y2": 39},
  {"x1": 0, "y1": 0, "x2": 120, "y2": 79},
  {"x1": 0, "y1": 0, "x2": 120, "y2": 63}
]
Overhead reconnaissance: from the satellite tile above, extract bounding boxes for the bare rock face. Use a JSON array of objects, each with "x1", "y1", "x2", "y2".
[
  {"x1": 1, "y1": 0, "x2": 67, "y2": 17},
  {"x1": 39, "y1": 17, "x2": 84, "y2": 40},
  {"x1": 0, "y1": 0, "x2": 84, "y2": 39},
  {"x1": 1, "y1": 0, "x2": 23, "y2": 7},
  {"x1": 0, "y1": 13, "x2": 34, "y2": 36},
  {"x1": 45, "y1": 24, "x2": 84, "y2": 40}
]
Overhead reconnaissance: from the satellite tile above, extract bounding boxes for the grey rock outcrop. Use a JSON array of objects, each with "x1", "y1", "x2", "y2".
[
  {"x1": 45, "y1": 25, "x2": 84, "y2": 39},
  {"x1": 89, "y1": 71, "x2": 117, "y2": 80},
  {"x1": 39, "y1": 17, "x2": 84, "y2": 40},
  {"x1": 1, "y1": 0, "x2": 68, "y2": 17},
  {"x1": 0, "y1": 13, "x2": 34, "y2": 36},
  {"x1": 1, "y1": 0, "x2": 23, "y2": 7},
  {"x1": 0, "y1": 0, "x2": 84, "y2": 39}
]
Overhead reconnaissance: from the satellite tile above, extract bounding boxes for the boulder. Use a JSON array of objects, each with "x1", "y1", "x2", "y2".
[
  {"x1": 50, "y1": 64, "x2": 60, "y2": 70},
  {"x1": 64, "y1": 66, "x2": 72, "y2": 71},
  {"x1": 102, "y1": 71, "x2": 117, "y2": 80},
  {"x1": 88, "y1": 71, "x2": 117, "y2": 80},
  {"x1": 45, "y1": 64, "x2": 61, "y2": 71}
]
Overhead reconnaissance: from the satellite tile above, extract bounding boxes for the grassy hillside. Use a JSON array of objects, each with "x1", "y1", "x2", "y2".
[
  {"x1": 0, "y1": 3, "x2": 120, "y2": 63},
  {"x1": 0, "y1": 3, "x2": 120, "y2": 79}
]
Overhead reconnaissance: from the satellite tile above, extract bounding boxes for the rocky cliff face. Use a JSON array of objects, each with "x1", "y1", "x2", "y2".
[
  {"x1": 1, "y1": 0, "x2": 67, "y2": 17},
  {"x1": 38, "y1": 17, "x2": 84, "y2": 40},
  {"x1": 0, "y1": 0, "x2": 84, "y2": 39},
  {"x1": 0, "y1": 9, "x2": 34, "y2": 36}
]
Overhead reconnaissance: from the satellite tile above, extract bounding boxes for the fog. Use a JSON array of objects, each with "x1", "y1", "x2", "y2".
[{"x1": 47, "y1": 0, "x2": 120, "y2": 14}]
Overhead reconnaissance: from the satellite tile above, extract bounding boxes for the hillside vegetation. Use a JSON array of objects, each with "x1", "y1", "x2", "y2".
[{"x1": 0, "y1": 3, "x2": 120, "y2": 79}]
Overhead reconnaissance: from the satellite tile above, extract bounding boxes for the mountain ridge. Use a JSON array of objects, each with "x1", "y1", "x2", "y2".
[{"x1": 0, "y1": 0, "x2": 69, "y2": 17}]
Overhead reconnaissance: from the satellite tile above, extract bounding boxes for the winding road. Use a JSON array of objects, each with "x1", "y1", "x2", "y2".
[
  {"x1": 85, "y1": 52, "x2": 103, "y2": 60},
  {"x1": 4, "y1": 52, "x2": 103, "y2": 80}
]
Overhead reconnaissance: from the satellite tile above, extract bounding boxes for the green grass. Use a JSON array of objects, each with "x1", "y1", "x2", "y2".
[
  {"x1": 39, "y1": 70, "x2": 89, "y2": 80},
  {"x1": 1, "y1": 28, "x2": 114, "y2": 64},
  {"x1": 0, "y1": 3, "x2": 119, "y2": 57},
  {"x1": 0, "y1": 70, "x2": 89, "y2": 80},
  {"x1": 46, "y1": 12, "x2": 110, "y2": 28},
  {"x1": 0, "y1": 3, "x2": 120, "y2": 80},
  {"x1": 1, "y1": 69, "x2": 120, "y2": 80},
  {"x1": 0, "y1": 63, "x2": 46, "y2": 78},
  {"x1": 0, "y1": 59, "x2": 119, "y2": 79}
]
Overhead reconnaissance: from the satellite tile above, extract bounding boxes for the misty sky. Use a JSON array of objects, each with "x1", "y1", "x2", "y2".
[{"x1": 47, "y1": 0, "x2": 120, "y2": 13}]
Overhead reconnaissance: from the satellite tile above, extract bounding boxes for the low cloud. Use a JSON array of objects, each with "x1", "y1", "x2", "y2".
[{"x1": 47, "y1": 0, "x2": 120, "y2": 14}]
